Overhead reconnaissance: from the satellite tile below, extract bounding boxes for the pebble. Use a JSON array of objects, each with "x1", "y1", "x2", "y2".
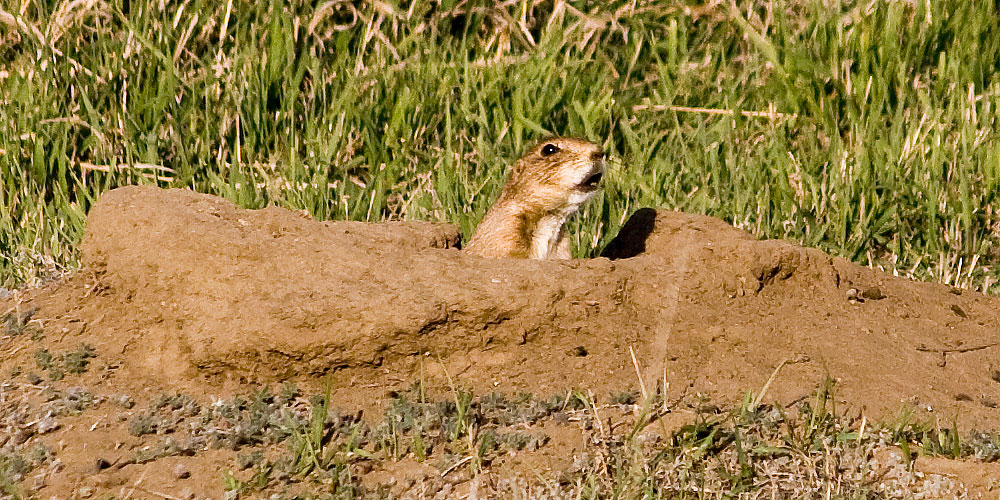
[
  {"x1": 36, "y1": 417, "x2": 61, "y2": 434},
  {"x1": 173, "y1": 463, "x2": 191, "y2": 479},
  {"x1": 11, "y1": 428, "x2": 33, "y2": 445},
  {"x1": 861, "y1": 286, "x2": 885, "y2": 300}
]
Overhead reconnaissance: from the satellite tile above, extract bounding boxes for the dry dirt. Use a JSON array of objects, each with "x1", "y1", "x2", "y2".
[{"x1": 3, "y1": 185, "x2": 1000, "y2": 498}]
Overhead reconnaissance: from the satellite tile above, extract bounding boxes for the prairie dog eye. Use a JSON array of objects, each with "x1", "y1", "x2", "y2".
[{"x1": 540, "y1": 144, "x2": 560, "y2": 157}]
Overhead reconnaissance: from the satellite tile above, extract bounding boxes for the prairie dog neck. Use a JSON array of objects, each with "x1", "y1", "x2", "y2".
[
  {"x1": 531, "y1": 213, "x2": 569, "y2": 259},
  {"x1": 465, "y1": 137, "x2": 605, "y2": 259}
]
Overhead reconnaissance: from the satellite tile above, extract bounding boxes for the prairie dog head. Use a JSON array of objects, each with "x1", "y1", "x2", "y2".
[
  {"x1": 465, "y1": 136, "x2": 606, "y2": 259},
  {"x1": 502, "y1": 137, "x2": 606, "y2": 215}
]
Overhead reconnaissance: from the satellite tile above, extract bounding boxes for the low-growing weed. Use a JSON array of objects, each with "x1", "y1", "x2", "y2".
[
  {"x1": 2, "y1": 309, "x2": 37, "y2": 338},
  {"x1": 32, "y1": 344, "x2": 96, "y2": 381}
]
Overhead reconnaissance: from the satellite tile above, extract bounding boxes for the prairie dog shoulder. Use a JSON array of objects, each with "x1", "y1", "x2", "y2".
[{"x1": 465, "y1": 137, "x2": 605, "y2": 259}]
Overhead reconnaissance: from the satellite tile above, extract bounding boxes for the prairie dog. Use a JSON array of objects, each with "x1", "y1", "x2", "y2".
[{"x1": 465, "y1": 137, "x2": 605, "y2": 259}]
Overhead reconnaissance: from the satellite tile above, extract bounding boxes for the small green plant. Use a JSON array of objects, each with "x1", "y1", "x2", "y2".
[
  {"x1": 0, "y1": 453, "x2": 31, "y2": 499},
  {"x1": 128, "y1": 414, "x2": 159, "y2": 437},
  {"x1": 285, "y1": 379, "x2": 359, "y2": 481},
  {"x1": 32, "y1": 344, "x2": 97, "y2": 381},
  {"x1": 609, "y1": 389, "x2": 640, "y2": 406},
  {"x1": 236, "y1": 450, "x2": 265, "y2": 471},
  {"x1": 2, "y1": 309, "x2": 36, "y2": 337},
  {"x1": 967, "y1": 430, "x2": 1000, "y2": 461},
  {"x1": 890, "y1": 411, "x2": 974, "y2": 465},
  {"x1": 33, "y1": 349, "x2": 52, "y2": 370},
  {"x1": 63, "y1": 344, "x2": 97, "y2": 374},
  {"x1": 222, "y1": 464, "x2": 272, "y2": 498},
  {"x1": 33, "y1": 348, "x2": 61, "y2": 381}
]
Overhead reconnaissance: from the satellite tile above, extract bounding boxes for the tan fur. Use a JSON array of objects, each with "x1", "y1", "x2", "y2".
[{"x1": 465, "y1": 137, "x2": 605, "y2": 259}]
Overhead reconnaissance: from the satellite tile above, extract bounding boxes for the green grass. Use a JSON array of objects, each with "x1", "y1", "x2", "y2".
[
  {"x1": 2, "y1": 364, "x2": 996, "y2": 498},
  {"x1": 2, "y1": 0, "x2": 1000, "y2": 291},
  {"x1": 214, "y1": 380, "x2": 999, "y2": 498}
]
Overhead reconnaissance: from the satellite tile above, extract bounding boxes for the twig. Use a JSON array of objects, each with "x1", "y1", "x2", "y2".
[
  {"x1": 440, "y1": 455, "x2": 473, "y2": 477},
  {"x1": 753, "y1": 359, "x2": 788, "y2": 409},
  {"x1": 916, "y1": 342, "x2": 999, "y2": 354},
  {"x1": 588, "y1": 389, "x2": 607, "y2": 440},
  {"x1": 662, "y1": 365, "x2": 670, "y2": 414},
  {"x1": 754, "y1": 355, "x2": 810, "y2": 409},
  {"x1": 628, "y1": 345, "x2": 648, "y2": 401},
  {"x1": 633, "y1": 104, "x2": 798, "y2": 120},
  {"x1": 559, "y1": 389, "x2": 573, "y2": 412},
  {"x1": 662, "y1": 486, "x2": 723, "y2": 494}
]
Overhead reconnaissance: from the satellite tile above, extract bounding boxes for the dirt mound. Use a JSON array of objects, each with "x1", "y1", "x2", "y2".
[{"x1": 8, "y1": 186, "x2": 1000, "y2": 425}]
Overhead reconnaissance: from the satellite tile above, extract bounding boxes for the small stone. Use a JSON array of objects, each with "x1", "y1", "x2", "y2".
[
  {"x1": 11, "y1": 428, "x2": 33, "y2": 445},
  {"x1": 951, "y1": 304, "x2": 967, "y2": 318},
  {"x1": 115, "y1": 394, "x2": 136, "y2": 409},
  {"x1": 94, "y1": 457, "x2": 112, "y2": 472},
  {"x1": 77, "y1": 486, "x2": 94, "y2": 498},
  {"x1": 570, "y1": 346, "x2": 588, "y2": 357},
  {"x1": 179, "y1": 487, "x2": 196, "y2": 500},
  {"x1": 173, "y1": 463, "x2": 191, "y2": 479},
  {"x1": 353, "y1": 461, "x2": 373, "y2": 474},
  {"x1": 36, "y1": 417, "x2": 60, "y2": 434},
  {"x1": 861, "y1": 287, "x2": 884, "y2": 300},
  {"x1": 846, "y1": 288, "x2": 861, "y2": 302}
]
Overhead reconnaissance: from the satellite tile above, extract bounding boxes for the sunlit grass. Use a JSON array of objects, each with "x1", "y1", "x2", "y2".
[{"x1": 2, "y1": 0, "x2": 999, "y2": 292}]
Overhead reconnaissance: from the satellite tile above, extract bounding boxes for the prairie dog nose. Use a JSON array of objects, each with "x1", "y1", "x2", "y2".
[{"x1": 591, "y1": 150, "x2": 605, "y2": 161}]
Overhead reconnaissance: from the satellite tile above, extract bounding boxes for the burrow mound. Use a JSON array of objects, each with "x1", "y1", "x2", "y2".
[{"x1": 10, "y1": 186, "x2": 1000, "y2": 424}]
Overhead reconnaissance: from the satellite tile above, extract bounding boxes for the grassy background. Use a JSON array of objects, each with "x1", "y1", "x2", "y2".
[{"x1": 2, "y1": 0, "x2": 1000, "y2": 292}]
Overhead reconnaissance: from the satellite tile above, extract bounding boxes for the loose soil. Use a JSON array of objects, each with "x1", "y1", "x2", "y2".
[{"x1": 2, "y1": 186, "x2": 999, "y2": 498}]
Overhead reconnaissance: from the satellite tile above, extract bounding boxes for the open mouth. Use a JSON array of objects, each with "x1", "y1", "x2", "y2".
[{"x1": 578, "y1": 170, "x2": 604, "y2": 191}]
